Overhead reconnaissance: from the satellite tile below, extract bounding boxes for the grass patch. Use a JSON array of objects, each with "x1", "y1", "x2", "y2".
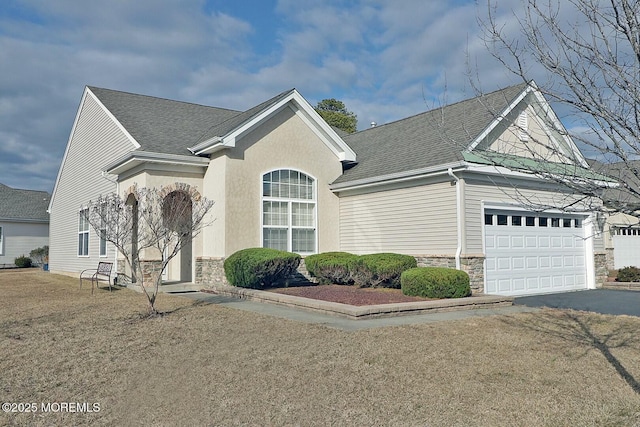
[{"x1": 1, "y1": 270, "x2": 640, "y2": 426}]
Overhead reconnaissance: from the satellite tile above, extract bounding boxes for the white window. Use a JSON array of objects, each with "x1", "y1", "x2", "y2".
[
  {"x1": 0, "y1": 226, "x2": 3, "y2": 255},
  {"x1": 262, "y1": 169, "x2": 316, "y2": 254},
  {"x1": 78, "y1": 208, "x2": 89, "y2": 256}
]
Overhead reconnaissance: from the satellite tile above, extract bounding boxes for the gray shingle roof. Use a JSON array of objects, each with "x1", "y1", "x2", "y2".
[
  {"x1": 194, "y1": 89, "x2": 296, "y2": 144},
  {"x1": 335, "y1": 83, "x2": 528, "y2": 184},
  {"x1": 88, "y1": 87, "x2": 242, "y2": 155},
  {"x1": 0, "y1": 184, "x2": 50, "y2": 222}
]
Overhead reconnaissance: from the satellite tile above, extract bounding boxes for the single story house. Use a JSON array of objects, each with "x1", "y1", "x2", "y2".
[
  {"x1": 0, "y1": 184, "x2": 50, "y2": 267},
  {"x1": 589, "y1": 160, "x2": 640, "y2": 270},
  {"x1": 48, "y1": 82, "x2": 611, "y2": 296}
]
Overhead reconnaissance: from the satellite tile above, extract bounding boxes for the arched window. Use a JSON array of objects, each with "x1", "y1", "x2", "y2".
[{"x1": 262, "y1": 169, "x2": 316, "y2": 254}]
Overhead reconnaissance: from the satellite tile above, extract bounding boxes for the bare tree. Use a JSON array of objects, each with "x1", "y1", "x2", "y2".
[
  {"x1": 86, "y1": 183, "x2": 214, "y2": 315},
  {"x1": 473, "y1": 0, "x2": 640, "y2": 216}
]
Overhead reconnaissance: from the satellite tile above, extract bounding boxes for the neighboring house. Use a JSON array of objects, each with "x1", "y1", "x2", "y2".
[
  {"x1": 0, "y1": 184, "x2": 50, "y2": 266},
  {"x1": 589, "y1": 160, "x2": 640, "y2": 270},
  {"x1": 48, "y1": 82, "x2": 609, "y2": 296}
]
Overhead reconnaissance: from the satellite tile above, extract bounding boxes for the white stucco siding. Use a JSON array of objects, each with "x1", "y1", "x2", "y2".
[
  {"x1": 223, "y1": 107, "x2": 343, "y2": 256},
  {"x1": 339, "y1": 181, "x2": 458, "y2": 255},
  {"x1": 48, "y1": 90, "x2": 137, "y2": 276},
  {"x1": 0, "y1": 221, "x2": 49, "y2": 265}
]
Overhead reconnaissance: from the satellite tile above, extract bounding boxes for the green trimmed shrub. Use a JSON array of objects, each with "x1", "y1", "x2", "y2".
[
  {"x1": 304, "y1": 252, "x2": 359, "y2": 285},
  {"x1": 224, "y1": 248, "x2": 301, "y2": 289},
  {"x1": 616, "y1": 266, "x2": 640, "y2": 282},
  {"x1": 401, "y1": 267, "x2": 471, "y2": 299},
  {"x1": 14, "y1": 255, "x2": 32, "y2": 268},
  {"x1": 352, "y1": 253, "x2": 417, "y2": 288}
]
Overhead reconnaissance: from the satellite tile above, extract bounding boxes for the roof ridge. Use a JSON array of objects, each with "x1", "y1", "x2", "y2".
[
  {"x1": 87, "y1": 86, "x2": 241, "y2": 114},
  {"x1": 348, "y1": 82, "x2": 528, "y2": 136}
]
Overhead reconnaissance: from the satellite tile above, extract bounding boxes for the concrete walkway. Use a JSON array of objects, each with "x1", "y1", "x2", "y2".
[{"x1": 177, "y1": 289, "x2": 537, "y2": 331}]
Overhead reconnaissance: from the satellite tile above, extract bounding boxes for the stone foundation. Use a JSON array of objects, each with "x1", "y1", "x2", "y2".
[
  {"x1": 594, "y1": 252, "x2": 608, "y2": 289},
  {"x1": 195, "y1": 257, "x2": 228, "y2": 286},
  {"x1": 415, "y1": 255, "x2": 485, "y2": 294}
]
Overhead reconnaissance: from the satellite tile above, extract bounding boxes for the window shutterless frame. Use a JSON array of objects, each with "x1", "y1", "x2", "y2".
[
  {"x1": 261, "y1": 169, "x2": 318, "y2": 254},
  {"x1": 78, "y1": 208, "x2": 89, "y2": 257}
]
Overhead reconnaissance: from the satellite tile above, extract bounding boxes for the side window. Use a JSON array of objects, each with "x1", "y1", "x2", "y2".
[{"x1": 78, "y1": 208, "x2": 89, "y2": 256}]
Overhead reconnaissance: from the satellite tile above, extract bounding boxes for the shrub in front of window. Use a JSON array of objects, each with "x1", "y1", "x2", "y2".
[
  {"x1": 401, "y1": 267, "x2": 471, "y2": 299},
  {"x1": 351, "y1": 253, "x2": 417, "y2": 288},
  {"x1": 616, "y1": 266, "x2": 640, "y2": 282},
  {"x1": 224, "y1": 248, "x2": 301, "y2": 289},
  {"x1": 14, "y1": 255, "x2": 32, "y2": 268},
  {"x1": 304, "y1": 252, "x2": 359, "y2": 285}
]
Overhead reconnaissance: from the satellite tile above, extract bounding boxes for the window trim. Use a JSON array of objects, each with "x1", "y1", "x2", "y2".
[
  {"x1": 78, "y1": 208, "x2": 90, "y2": 257},
  {"x1": 99, "y1": 204, "x2": 107, "y2": 257},
  {"x1": 260, "y1": 168, "x2": 318, "y2": 255},
  {"x1": 0, "y1": 226, "x2": 3, "y2": 256}
]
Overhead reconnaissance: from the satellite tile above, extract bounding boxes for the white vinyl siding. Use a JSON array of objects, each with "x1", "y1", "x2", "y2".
[
  {"x1": 339, "y1": 181, "x2": 457, "y2": 255},
  {"x1": 0, "y1": 221, "x2": 49, "y2": 266},
  {"x1": 48, "y1": 90, "x2": 136, "y2": 275}
]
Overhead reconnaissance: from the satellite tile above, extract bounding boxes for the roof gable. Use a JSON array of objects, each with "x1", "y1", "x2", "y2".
[
  {"x1": 187, "y1": 89, "x2": 356, "y2": 162},
  {"x1": 88, "y1": 86, "x2": 241, "y2": 156},
  {"x1": 334, "y1": 83, "x2": 528, "y2": 185}
]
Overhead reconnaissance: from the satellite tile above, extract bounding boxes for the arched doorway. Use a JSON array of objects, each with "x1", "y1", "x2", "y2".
[{"x1": 163, "y1": 190, "x2": 193, "y2": 282}]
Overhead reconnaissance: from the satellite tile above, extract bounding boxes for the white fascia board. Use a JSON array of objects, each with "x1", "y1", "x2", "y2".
[
  {"x1": 104, "y1": 151, "x2": 210, "y2": 176},
  {"x1": 87, "y1": 88, "x2": 141, "y2": 150},
  {"x1": 193, "y1": 90, "x2": 357, "y2": 162},
  {"x1": 466, "y1": 163, "x2": 617, "y2": 188},
  {"x1": 188, "y1": 137, "x2": 222, "y2": 155},
  {"x1": 467, "y1": 84, "x2": 532, "y2": 152},
  {"x1": 331, "y1": 161, "x2": 467, "y2": 192},
  {"x1": 0, "y1": 217, "x2": 49, "y2": 224},
  {"x1": 529, "y1": 89, "x2": 590, "y2": 168},
  {"x1": 288, "y1": 91, "x2": 357, "y2": 162}
]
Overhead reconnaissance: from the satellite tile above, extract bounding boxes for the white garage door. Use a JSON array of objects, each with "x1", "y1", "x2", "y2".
[
  {"x1": 484, "y1": 210, "x2": 587, "y2": 296},
  {"x1": 612, "y1": 228, "x2": 640, "y2": 269}
]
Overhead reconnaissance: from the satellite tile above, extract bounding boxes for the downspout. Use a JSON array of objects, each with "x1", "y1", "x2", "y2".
[
  {"x1": 447, "y1": 168, "x2": 463, "y2": 270},
  {"x1": 102, "y1": 171, "x2": 119, "y2": 283}
]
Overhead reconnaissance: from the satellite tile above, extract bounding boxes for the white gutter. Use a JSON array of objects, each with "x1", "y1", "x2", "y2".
[{"x1": 447, "y1": 168, "x2": 463, "y2": 270}]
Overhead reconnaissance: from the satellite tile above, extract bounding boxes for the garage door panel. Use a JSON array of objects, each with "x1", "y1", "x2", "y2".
[{"x1": 485, "y1": 210, "x2": 587, "y2": 296}]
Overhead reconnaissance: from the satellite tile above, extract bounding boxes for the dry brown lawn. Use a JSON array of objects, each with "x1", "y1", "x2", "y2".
[{"x1": 1, "y1": 270, "x2": 640, "y2": 426}]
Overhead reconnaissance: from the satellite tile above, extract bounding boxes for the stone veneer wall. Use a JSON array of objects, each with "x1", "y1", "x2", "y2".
[
  {"x1": 195, "y1": 257, "x2": 228, "y2": 286},
  {"x1": 594, "y1": 252, "x2": 608, "y2": 288},
  {"x1": 194, "y1": 254, "x2": 487, "y2": 292},
  {"x1": 414, "y1": 255, "x2": 485, "y2": 294},
  {"x1": 604, "y1": 248, "x2": 615, "y2": 271}
]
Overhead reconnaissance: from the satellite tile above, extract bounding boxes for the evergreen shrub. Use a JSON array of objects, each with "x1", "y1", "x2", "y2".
[
  {"x1": 401, "y1": 267, "x2": 471, "y2": 298},
  {"x1": 223, "y1": 248, "x2": 300, "y2": 289}
]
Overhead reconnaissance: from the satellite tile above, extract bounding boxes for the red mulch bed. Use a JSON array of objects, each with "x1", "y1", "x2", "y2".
[{"x1": 266, "y1": 284, "x2": 432, "y2": 306}]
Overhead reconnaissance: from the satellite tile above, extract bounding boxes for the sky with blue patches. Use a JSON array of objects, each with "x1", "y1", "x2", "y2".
[{"x1": 1, "y1": 0, "x2": 530, "y2": 193}]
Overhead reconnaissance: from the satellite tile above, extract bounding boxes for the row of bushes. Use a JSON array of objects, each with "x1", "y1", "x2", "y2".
[
  {"x1": 305, "y1": 252, "x2": 416, "y2": 288},
  {"x1": 223, "y1": 248, "x2": 471, "y2": 299}
]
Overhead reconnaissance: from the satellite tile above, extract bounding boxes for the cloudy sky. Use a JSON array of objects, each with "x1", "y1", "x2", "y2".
[{"x1": 1, "y1": 0, "x2": 527, "y2": 193}]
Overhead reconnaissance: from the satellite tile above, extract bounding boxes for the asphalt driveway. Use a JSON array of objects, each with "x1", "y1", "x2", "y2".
[{"x1": 514, "y1": 289, "x2": 640, "y2": 317}]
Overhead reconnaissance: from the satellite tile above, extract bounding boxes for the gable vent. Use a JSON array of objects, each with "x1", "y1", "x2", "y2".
[{"x1": 518, "y1": 110, "x2": 528, "y2": 141}]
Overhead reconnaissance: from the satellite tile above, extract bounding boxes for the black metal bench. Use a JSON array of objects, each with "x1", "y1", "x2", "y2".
[{"x1": 80, "y1": 262, "x2": 114, "y2": 294}]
